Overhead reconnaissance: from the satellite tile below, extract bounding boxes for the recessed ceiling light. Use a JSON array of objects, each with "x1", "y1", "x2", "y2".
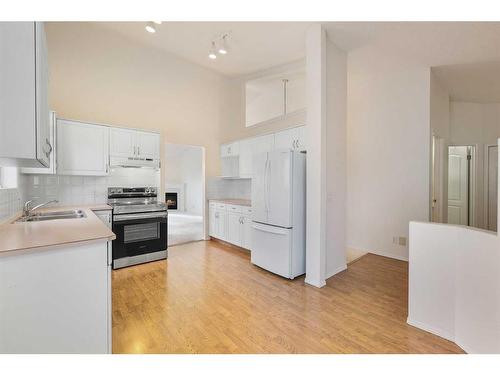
[
  {"x1": 208, "y1": 42, "x2": 217, "y2": 60},
  {"x1": 145, "y1": 22, "x2": 156, "y2": 33}
]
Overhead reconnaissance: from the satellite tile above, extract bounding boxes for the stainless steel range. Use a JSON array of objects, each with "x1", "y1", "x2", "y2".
[{"x1": 108, "y1": 187, "x2": 168, "y2": 269}]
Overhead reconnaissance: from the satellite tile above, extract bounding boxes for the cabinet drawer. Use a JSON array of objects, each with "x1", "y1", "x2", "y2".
[
  {"x1": 242, "y1": 207, "x2": 253, "y2": 215},
  {"x1": 216, "y1": 203, "x2": 227, "y2": 210},
  {"x1": 209, "y1": 202, "x2": 217, "y2": 209},
  {"x1": 227, "y1": 204, "x2": 243, "y2": 213}
]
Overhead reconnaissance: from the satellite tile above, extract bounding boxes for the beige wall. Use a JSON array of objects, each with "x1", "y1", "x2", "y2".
[{"x1": 45, "y1": 22, "x2": 225, "y2": 191}]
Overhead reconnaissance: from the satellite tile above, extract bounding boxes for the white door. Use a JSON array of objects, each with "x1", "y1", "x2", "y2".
[
  {"x1": 267, "y1": 150, "x2": 293, "y2": 228},
  {"x1": 274, "y1": 128, "x2": 296, "y2": 150},
  {"x1": 251, "y1": 151, "x2": 269, "y2": 224},
  {"x1": 448, "y1": 146, "x2": 469, "y2": 225},
  {"x1": 110, "y1": 128, "x2": 136, "y2": 158},
  {"x1": 226, "y1": 212, "x2": 242, "y2": 246},
  {"x1": 252, "y1": 134, "x2": 275, "y2": 154},
  {"x1": 487, "y1": 145, "x2": 498, "y2": 231},
  {"x1": 221, "y1": 142, "x2": 239, "y2": 157},
  {"x1": 57, "y1": 120, "x2": 110, "y2": 176},
  {"x1": 136, "y1": 131, "x2": 159, "y2": 159},
  {"x1": 241, "y1": 214, "x2": 252, "y2": 250},
  {"x1": 251, "y1": 222, "x2": 292, "y2": 278}
]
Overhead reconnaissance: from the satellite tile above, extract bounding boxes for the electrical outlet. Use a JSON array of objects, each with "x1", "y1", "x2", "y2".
[{"x1": 398, "y1": 236, "x2": 407, "y2": 246}]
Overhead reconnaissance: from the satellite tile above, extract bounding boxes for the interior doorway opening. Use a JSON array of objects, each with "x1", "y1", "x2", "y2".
[{"x1": 164, "y1": 143, "x2": 205, "y2": 246}]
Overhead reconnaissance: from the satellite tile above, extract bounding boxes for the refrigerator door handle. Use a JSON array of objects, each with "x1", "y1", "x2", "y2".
[
  {"x1": 252, "y1": 223, "x2": 289, "y2": 235},
  {"x1": 266, "y1": 158, "x2": 271, "y2": 213},
  {"x1": 264, "y1": 156, "x2": 269, "y2": 213}
]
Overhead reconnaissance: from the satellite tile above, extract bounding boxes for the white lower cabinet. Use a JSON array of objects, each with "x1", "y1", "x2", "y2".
[
  {"x1": 209, "y1": 201, "x2": 252, "y2": 250},
  {"x1": 0, "y1": 241, "x2": 112, "y2": 353}
]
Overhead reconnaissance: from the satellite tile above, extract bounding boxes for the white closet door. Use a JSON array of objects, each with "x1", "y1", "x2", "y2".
[{"x1": 447, "y1": 146, "x2": 468, "y2": 225}]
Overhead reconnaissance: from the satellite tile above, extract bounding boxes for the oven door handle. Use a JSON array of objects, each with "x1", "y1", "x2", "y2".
[{"x1": 113, "y1": 212, "x2": 168, "y2": 222}]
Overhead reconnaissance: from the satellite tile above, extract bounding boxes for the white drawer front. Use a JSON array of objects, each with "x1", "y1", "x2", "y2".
[
  {"x1": 216, "y1": 203, "x2": 227, "y2": 210},
  {"x1": 242, "y1": 207, "x2": 252, "y2": 215},
  {"x1": 227, "y1": 204, "x2": 243, "y2": 213},
  {"x1": 209, "y1": 202, "x2": 217, "y2": 209}
]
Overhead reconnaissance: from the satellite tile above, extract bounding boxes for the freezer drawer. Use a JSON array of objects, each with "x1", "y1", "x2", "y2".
[{"x1": 251, "y1": 222, "x2": 292, "y2": 279}]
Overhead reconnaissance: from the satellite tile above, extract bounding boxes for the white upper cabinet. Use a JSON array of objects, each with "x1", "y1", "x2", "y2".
[
  {"x1": 136, "y1": 131, "x2": 160, "y2": 159},
  {"x1": 245, "y1": 75, "x2": 285, "y2": 127},
  {"x1": 21, "y1": 111, "x2": 57, "y2": 174},
  {"x1": 110, "y1": 128, "x2": 136, "y2": 158},
  {"x1": 56, "y1": 120, "x2": 110, "y2": 176},
  {"x1": 0, "y1": 22, "x2": 51, "y2": 168},
  {"x1": 110, "y1": 128, "x2": 160, "y2": 161},
  {"x1": 274, "y1": 126, "x2": 307, "y2": 151},
  {"x1": 238, "y1": 139, "x2": 253, "y2": 178},
  {"x1": 220, "y1": 142, "x2": 239, "y2": 157}
]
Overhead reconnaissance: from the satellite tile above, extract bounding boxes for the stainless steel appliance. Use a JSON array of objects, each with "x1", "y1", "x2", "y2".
[{"x1": 108, "y1": 187, "x2": 168, "y2": 269}]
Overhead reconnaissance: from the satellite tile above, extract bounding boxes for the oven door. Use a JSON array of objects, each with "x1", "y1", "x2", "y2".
[{"x1": 112, "y1": 211, "x2": 168, "y2": 264}]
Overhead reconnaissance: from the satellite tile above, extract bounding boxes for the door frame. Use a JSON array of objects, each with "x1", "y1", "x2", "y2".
[
  {"x1": 430, "y1": 134, "x2": 444, "y2": 222},
  {"x1": 483, "y1": 143, "x2": 498, "y2": 231},
  {"x1": 447, "y1": 144, "x2": 477, "y2": 227}
]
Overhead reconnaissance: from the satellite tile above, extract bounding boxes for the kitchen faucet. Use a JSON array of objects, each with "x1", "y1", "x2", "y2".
[{"x1": 23, "y1": 200, "x2": 59, "y2": 217}]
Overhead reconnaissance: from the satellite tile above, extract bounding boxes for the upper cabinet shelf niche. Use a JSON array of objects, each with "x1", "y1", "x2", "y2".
[{"x1": 245, "y1": 66, "x2": 306, "y2": 128}]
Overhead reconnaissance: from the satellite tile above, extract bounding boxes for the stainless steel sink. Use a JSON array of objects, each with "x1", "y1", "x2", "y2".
[{"x1": 15, "y1": 209, "x2": 86, "y2": 222}]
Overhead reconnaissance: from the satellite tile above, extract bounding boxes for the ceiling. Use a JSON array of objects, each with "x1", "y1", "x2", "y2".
[
  {"x1": 432, "y1": 62, "x2": 500, "y2": 102},
  {"x1": 88, "y1": 22, "x2": 500, "y2": 80},
  {"x1": 95, "y1": 22, "x2": 311, "y2": 77}
]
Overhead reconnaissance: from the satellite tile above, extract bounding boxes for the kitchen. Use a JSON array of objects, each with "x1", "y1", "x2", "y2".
[{"x1": 0, "y1": 21, "x2": 309, "y2": 353}]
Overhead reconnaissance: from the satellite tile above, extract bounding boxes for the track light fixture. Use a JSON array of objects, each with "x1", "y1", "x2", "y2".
[
  {"x1": 208, "y1": 42, "x2": 218, "y2": 60},
  {"x1": 218, "y1": 34, "x2": 230, "y2": 55}
]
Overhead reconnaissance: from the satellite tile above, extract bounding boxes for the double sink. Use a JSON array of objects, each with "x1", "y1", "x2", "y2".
[{"x1": 15, "y1": 209, "x2": 86, "y2": 222}]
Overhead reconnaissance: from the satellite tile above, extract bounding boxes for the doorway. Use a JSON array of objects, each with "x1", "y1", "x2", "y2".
[
  {"x1": 485, "y1": 145, "x2": 498, "y2": 231},
  {"x1": 164, "y1": 143, "x2": 205, "y2": 246},
  {"x1": 447, "y1": 145, "x2": 476, "y2": 226}
]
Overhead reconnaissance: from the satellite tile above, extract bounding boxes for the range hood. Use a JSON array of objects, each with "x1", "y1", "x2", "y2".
[{"x1": 110, "y1": 156, "x2": 159, "y2": 169}]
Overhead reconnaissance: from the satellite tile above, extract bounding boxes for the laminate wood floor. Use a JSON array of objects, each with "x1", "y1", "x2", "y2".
[{"x1": 111, "y1": 240, "x2": 463, "y2": 354}]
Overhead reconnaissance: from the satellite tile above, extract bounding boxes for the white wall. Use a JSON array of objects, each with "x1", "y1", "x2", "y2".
[
  {"x1": 325, "y1": 37, "x2": 347, "y2": 278},
  {"x1": 347, "y1": 46, "x2": 431, "y2": 261},
  {"x1": 449, "y1": 101, "x2": 500, "y2": 229},
  {"x1": 164, "y1": 143, "x2": 203, "y2": 215},
  {"x1": 409, "y1": 221, "x2": 500, "y2": 353}
]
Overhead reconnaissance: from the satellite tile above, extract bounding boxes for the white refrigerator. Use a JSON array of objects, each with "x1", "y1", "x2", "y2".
[{"x1": 251, "y1": 149, "x2": 306, "y2": 279}]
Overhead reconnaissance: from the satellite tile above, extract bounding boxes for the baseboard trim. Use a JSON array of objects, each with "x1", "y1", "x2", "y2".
[
  {"x1": 369, "y1": 250, "x2": 409, "y2": 262},
  {"x1": 406, "y1": 317, "x2": 455, "y2": 343},
  {"x1": 304, "y1": 277, "x2": 326, "y2": 288},
  {"x1": 325, "y1": 264, "x2": 347, "y2": 279}
]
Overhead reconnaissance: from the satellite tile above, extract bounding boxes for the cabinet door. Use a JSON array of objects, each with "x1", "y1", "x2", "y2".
[
  {"x1": 209, "y1": 208, "x2": 216, "y2": 237},
  {"x1": 245, "y1": 76, "x2": 285, "y2": 127},
  {"x1": 241, "y1": 214, "x2": 252, "y2": 250},
  {"x1": 136, "y1": 131, "x2": 160, "y2": 159},
  {"x1": 221, "y1": 142, "x2": 239, "y2": 157},
  {"x1": 215, "y1": 210, "x2": 227, "y2": 241},
  {"x1": 94, "y1": 211, "x2": 112, "y2": 229},
  {"x1": 35, "y1": 22, "x2": 50, "y2": 167},
  {"x1": 285, "y1": 70, "x2": 306, "y2": 115},
  {"x1": 226, "y1": 212, "x2": 242, "y2": 247},
  {"x1": 21, "y1": 111, "x2": 56, "y2": 174},
  {"x1": 252, "y1": 134, "x2": 275, "y2": 154},
  {"x1": 295, "y1": 125, "x2": 307, "y2": 151},
  {"x1": 110, "y1": 127, "x2": 136, "y2": 158},
  {"x1": 57, "y1": 120, "x2": 110, "y2": 176},
  {"x1": 274, "y1": 128, "x2": 296, "y2": 150},
  {"x1": 238, "y1": 139, "x2": 253, "y2": 177}
]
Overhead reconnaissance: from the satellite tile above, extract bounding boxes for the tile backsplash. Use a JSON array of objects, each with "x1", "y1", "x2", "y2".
[
  {"x1": 0, "y1": 188, "x2": 22, "y2": 221},
  {"x1": 206, "y1": 177, "x2": 251, "y2": 200},
  {"x1": 20, "y1": 168, "x2": 160, "y2": 207}
]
